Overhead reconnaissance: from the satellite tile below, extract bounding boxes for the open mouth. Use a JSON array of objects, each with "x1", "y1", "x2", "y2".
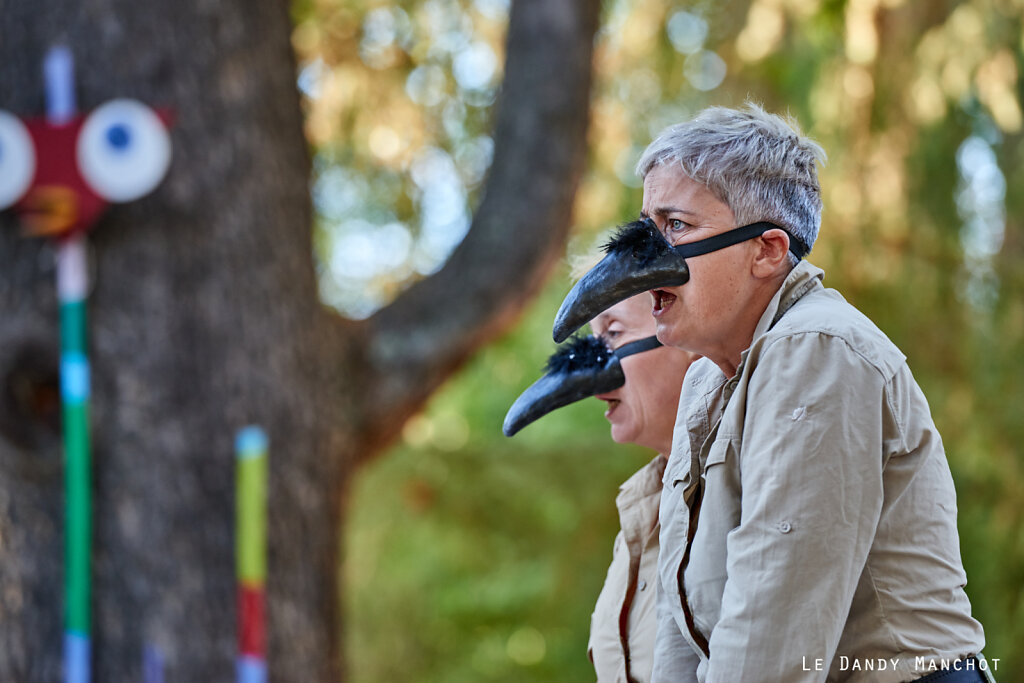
[
  {"x1": 602, "y1": 398, "x2": 620, "y2": 419},
  {"x1": 651, "y1": 289, "x2": 677, "y2": 316}
]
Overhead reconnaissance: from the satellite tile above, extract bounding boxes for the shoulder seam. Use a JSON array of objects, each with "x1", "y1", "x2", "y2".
[{"x1": 758, "y1": 329, "x2": 898, "y2": 383}]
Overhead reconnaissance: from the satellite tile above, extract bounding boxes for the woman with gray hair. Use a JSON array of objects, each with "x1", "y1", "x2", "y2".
[{"x1": 554, "y1": 103, "x2": 991, "y2": 683}]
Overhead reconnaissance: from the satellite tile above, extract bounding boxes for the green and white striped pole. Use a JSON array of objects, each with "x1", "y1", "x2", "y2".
[
  {"x1": 59, "y1": 234, "x2": 91, "y2": 683},
  {"x1": 46, "y1": 46, "x2": 92, "y2": 683}
]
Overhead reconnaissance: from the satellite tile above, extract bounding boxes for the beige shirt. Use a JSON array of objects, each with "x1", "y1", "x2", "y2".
[
  {"x1": 652, "y1": 261, "x2": 985, "y2": 683},
  {"x1": 589, "y1": 455, "x2": 666, "y2": 683}
]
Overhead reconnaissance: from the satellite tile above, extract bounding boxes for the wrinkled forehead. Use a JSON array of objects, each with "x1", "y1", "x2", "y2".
[
  {"x1": 642, "y1": 164, "x2": 717, "y2": 211},
  {"x1": 640, "y1": 164, "x2": 737, "y2": 240}
]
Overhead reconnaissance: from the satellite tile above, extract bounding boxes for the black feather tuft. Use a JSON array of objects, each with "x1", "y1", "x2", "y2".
[
  {"x1": 601, "y1": 219, "x2": 671, "y2": 265},
  {"x1": 544, "y1": 334, "x2": 613, "y2": 374}
]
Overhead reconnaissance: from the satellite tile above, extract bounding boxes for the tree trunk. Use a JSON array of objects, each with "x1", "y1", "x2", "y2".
[{"x1": 0, "y1": 0, "x2": 599, "y2": 680}]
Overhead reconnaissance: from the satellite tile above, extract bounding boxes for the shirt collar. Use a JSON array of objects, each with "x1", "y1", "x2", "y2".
[
  {"x1": 751, "y1": 260, "x2": 824, "y2": 343},
  {"x1": 616, "y1": 454, "x2": 667, "y2": 510}
]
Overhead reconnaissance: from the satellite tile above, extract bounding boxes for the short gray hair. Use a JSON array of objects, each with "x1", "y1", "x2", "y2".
[{"x1": 636, "y1": 103, "x2": 826, "y2": 261}]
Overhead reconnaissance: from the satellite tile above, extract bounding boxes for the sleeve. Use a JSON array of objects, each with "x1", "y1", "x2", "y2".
[
  {"x1": 704, "y1": 332, "x2": 887, "y2": 682},
  {"x1": 588, "y1": 532, "x2": 624, "y2": 680},
  {"x1": 651, "y1": 572, "x2": 701, "y2": 683}
]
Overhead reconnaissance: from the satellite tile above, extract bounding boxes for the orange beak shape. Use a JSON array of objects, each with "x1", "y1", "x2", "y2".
[{"x1": 19, "y1": 185, "x2": 80, "y2": 237}]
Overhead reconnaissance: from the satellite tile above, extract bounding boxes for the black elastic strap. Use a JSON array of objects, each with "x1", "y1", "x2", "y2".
[
  {"x1": 669, "y1": 221, "x2": 809, "y2": 259},
  {"x1": 613, "y1": 335, "x2": 662, "y2": 359}
]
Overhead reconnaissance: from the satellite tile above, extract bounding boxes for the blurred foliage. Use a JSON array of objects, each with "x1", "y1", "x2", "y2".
[
  {"x1": 290, "y1": 0, "x2": 507, "y2": 317},
  {"x1": 344, "y1": 277, "x2": 653, "y2": 681},
  {"x1": 293, "y1": 0, "x2": 1023, "y2": 679}
]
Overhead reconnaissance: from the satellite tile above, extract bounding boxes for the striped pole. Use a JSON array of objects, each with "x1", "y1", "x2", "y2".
[
  {"x1": 46, "y1": 46, "x2": 92, "y2": 683},
  {"x1": 236, "y1": 426, "x2": 268, "y2": 683},
  {"x1": 59, "y1": 236, "x2": 90, "y2": 683}
]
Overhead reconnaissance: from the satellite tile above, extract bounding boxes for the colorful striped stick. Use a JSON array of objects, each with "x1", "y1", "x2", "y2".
[
  {"x1": 236, "y1": 426, "x2": 268, "y2": 683},
  {"x1": 46, "y1": 46, "x2": 93, "y2": 683}
]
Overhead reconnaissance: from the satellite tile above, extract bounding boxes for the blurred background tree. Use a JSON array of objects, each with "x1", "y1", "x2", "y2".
[
  {"x1": 0, "y1": 0, "x2": 596, "y2": 680},
  {"x1": 294, "y1": 0, "x2": 1023, "y2": 680}
]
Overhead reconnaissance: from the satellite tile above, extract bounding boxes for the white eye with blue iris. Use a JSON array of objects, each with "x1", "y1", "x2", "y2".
[
  {"x1": 77, "y1": 99, "x2": 171, "y2": 202},
  {"x1": 0, "y1": 110, "x2": 36, "y2": 210}
]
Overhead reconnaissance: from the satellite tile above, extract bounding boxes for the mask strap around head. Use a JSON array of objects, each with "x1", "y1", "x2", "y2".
[
  {"x1": 669, "y1": 221, "x2": 809, "y2": 260},
  {"x1": 613, "y1": 335, "x2": 662, "y2": 359}
]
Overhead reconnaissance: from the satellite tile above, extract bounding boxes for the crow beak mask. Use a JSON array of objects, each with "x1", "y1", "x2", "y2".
[
  {"x1": 552, "y1": 218, "x2": 809, "y2": 343},
  {"x1": 502, "y1": 334, "x2": 662, "y2": 437}
]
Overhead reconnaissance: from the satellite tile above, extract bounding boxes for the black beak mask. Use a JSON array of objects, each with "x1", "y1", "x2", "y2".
[
  {"x1": 502, "y1": 334, "x2": 662, "y2": 437},
  {"x1": 552, "y1": 218, "x2": 809, "y2": 342}
]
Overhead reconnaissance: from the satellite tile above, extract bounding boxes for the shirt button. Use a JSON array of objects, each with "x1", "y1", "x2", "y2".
[
  {"x1": 639, "y1": 580, "x2": 648, "y2": 591},
  {"x1": 778, "y1": 521, "x2": 792, "y2": 533}
]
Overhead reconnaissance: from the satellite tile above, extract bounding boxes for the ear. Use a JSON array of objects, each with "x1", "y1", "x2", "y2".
[{"x1": 751, "y1": 228, "x2": 792, "y2": 278}]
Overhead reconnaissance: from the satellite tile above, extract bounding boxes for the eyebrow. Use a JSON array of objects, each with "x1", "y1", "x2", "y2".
[{"x1": 640, "y1": 206, "x2": 700, "y2": 220}]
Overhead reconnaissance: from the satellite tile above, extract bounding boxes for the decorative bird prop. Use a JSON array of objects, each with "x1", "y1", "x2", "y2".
[
  {"x1": 0, "y1": 96, "x2": 172, "y2": 237},
  {"x1": 502, "y1": 333, "x2": 662, "y2": 436},
  {"x1": 0, "y1": 46, "x2": 173, "y2": 683},
  {"x1": 552, "y1": 220, "x2": 692, "y2": 343},
  {"x1": 552, "y1": 217, "x2": 809, "y2": 342}
]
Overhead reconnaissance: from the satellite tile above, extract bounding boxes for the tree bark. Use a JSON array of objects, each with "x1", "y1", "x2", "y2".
[{"x1": 0, "y1": 0, "x2": 598, "y2": 680}]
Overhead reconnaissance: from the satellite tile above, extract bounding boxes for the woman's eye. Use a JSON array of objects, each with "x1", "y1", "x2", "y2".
[
  {"x1": 601, "y1": 330, "x2": 620, "y2": 343},
  {"x1": 668, "y1": 218, "x2": 685, "y2": 232}
]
